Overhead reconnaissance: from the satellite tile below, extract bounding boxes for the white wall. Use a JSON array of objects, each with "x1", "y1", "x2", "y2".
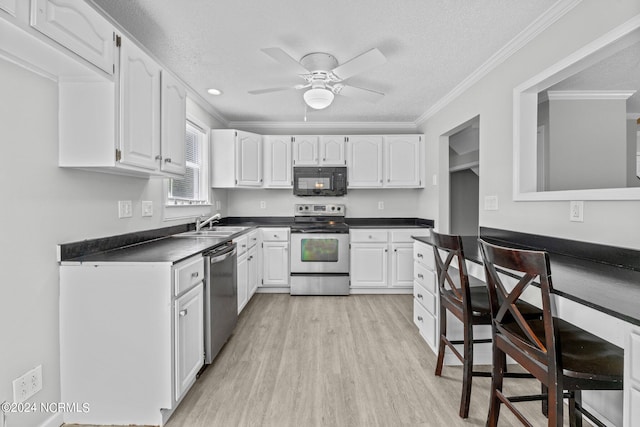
[
  {"x1": 418, "y1": 0, "x2": 640, "y2": 250},
  {"x1": 0, "y1": 58, "x2": 223, "y2": 427},
  {"x1": 226, "y1": 188, "x2": 422, "y2": 218}
]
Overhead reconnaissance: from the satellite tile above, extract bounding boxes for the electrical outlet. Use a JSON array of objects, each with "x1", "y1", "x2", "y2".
[
  {"x1": 118, "y1": 200, "x2": 132, "y2": 218},
  {"x1": 260, "y1": 201, "x2": 266, "y2": 209},
  {"x1": 141, "y1": 201, "x2": 153, "y2": 217},
  {"x1": 570, "y1": 201, "x2": 584, "y2": 222},
  {"x1": 378, "y1": 201, "x2": 384, "y2": 210},
  {"x1": 215, "y1": 200, "x2": 221, "y2": 210},
  {"x1": 432, "y1": 174, "x2": 438, "y2": 186},
  {"x1": 12, "y1": 365, "x2": 42, "y2": 403}
]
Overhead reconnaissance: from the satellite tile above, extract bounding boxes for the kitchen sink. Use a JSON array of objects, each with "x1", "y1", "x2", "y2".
[{"x1": 172, "y1": 226, "x2": 250, "y2": 238}]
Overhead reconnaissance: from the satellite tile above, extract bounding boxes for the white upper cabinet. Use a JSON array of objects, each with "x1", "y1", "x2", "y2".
[
  {"x1": 236, "y1": 131, "x2": 262, "y2": 186},
  {"x1": 30, "y1": 0, "x2": 115, "y2": 74},
  {"x1": 211, "y1": 130, "x2": 263, "y2": 187},
  {"x1": 292, "y1": 135, "x2": 346, "y2": 166},
  {"x1": 347, "y1": 135, "x2": 384, "y2": 187},
  {"x1": 319, "y1": 136, "x2": 346, "y2": 166},
  {"x1": 292, "y1": 136, "x2": 319, "y2": 166},
  {"x1": 384, "y1": 135, "x2": 422, "y2": 187},
  {"x1": 118, "y1": 37, "x2": 162, "y2": 172},
  {"x1": 160, "y1": 71, "x2": 187, "y2": 176},
  {"x1": 346, "y1": 135, "x2": 423, "y2": 188},
  {"x1": 264, "y1": 135, "x2": 292, "y2": 188}
]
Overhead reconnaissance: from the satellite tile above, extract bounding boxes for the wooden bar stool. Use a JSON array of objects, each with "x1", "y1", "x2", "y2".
[
  {"x1": 479, "y1": 239, "x2": 624, "y2": 427},
  {"x1": 431, "y1": 231, "x2": 497, "y2": 418}
]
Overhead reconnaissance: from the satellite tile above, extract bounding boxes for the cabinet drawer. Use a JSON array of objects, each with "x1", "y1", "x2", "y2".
[
  {"x1": 261, "y1": 227, "x2": 289, "y2": 242},
  {"x1": 174, "y1": 256, "x2": 204, "y2": 296},
  {"x1": 234, "y1": 235, "x2": 249, "y2": 256},
  {"x1": 390, "y1": 228, "x2": 430, "y2": 243},
  {"x1": 414, "y1": 263, "x2": 436, "y2": 294},
  {"x1": 247, "y1": 230, "x2": 260, "y2": 248},
  {"x1": 350, "y1": 229, "x2": 388, "y2": 243},
  {"x1": 414, "y1": 280, "x2": 436, "y2": 315},
  {"x1": 414, "y1": 299, "x2": 437, "y2": 348},
  {"x1": 414, "y1": 242, "x2": 434, "y2": 269}
]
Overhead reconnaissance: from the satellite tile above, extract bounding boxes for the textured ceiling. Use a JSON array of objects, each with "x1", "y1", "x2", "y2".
[{"x1": 90, "y1": 0, "x2": 559, "y2": 126}]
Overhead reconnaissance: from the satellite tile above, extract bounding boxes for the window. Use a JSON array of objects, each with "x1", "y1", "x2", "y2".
[{"x1": 167, "y1": 120, "x2": 209, "y2": 205}]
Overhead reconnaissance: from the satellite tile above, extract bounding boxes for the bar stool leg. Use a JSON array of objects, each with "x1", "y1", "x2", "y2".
[
  {"x1": 460, "y1": 320, "x2": 473, "y2": 418},
  {"x1": 569, "y1": 390, "x2": 582, "y2": 427},
  {"x1": 486, "y1": 344, "x2": 505, "y2": 427},
  {"x1": 435, "y1": 303, "x2": 447, "y2": 376}
]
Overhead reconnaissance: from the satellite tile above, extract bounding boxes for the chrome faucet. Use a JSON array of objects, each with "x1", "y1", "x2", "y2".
[{"x1": 196, "y1": 213, "x2": 221, "y2": 231}]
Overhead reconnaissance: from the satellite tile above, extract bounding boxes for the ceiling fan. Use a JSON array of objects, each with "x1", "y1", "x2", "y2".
[{"x1": 249, "y1": 47, "x2": 387, "y2": 110}]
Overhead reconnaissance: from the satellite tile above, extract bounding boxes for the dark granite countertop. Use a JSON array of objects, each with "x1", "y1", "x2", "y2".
[
  {"x1": 60, "y1": 217, "x2": 433, "y2": 265},
  {"x1": 413, "y1": 232, "x2": 640, "y2": 327},
  {"x1": 61, "y1": 235, "x2": 234, "y2": 264}
]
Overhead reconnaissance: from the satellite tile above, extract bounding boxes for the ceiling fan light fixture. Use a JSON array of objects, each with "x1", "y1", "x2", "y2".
[{"x1": 303, "y1": 88, "x2": 334, "y2": 110}]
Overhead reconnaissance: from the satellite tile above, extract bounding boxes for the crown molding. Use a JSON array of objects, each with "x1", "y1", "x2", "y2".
[
  {"x1": 547, "y1": 90, "x2": 636, "y2": 100},
  {"x1": 414, "y1": 0, "x2": 582, "y2": 127},
  {"x1": 226, "y1": 120, "x2": 419, "y2": 133}
]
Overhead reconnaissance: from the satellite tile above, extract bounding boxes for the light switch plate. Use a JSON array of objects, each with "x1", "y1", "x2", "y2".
[
  {"x1": 118, "y1": 200, "x2": 132, "y2": 218},
  {"x1": 141, "y1": 201, "x2": 153, "y2": 217},
  {"x1": 484, "y1": 195, "x2": 498, "y2": 211}
]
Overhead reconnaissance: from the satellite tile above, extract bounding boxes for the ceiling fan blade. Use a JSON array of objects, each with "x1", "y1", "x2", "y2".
[
  {"x1": 331, "y1": 48, "x2": 386, "y2": 80},
  {"x1": 261, "y1": 47, "x2": 310, "y2": 74},
  {"x1": 336, "y1": 85, "x2": 385, "y2": 103},
  {"x1": 248, "y1": 84, "x2": 306, "y2": 95}
]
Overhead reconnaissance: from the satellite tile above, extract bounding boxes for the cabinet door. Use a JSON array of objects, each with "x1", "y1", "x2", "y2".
[
  {"x1": 350, "y1": 243, "x2": 388, "y2": 287},
  {"x1": 236, "y1": 131, "x2": 262, "y2": 186},
  {"x1": 262, "y1": 241, "x2": 289, "y2": 286},
  {"x1": 391, "y1": 243, "x2": 415, "y2": 288},
  {"x1": 160, "y1": 71, "x2": 187, "y2": 176},
  {"x1": 385, "y1": 135, "x2": 422, "y2": 187},
  {"x1": 346, "y1": 136, "x2": 383, "y2": 187},
  {"x1": 175, "y1": 283, "x2": 204, "y2": 402},
  {"x1": 292, "y1": 135, "x2": 319, "y2": 166},
  {"x1": 30, "y1": 0, "x2": 115, "y2": 74},
  {"x1": 264, "y1": 136, "x2": 292, "y2": 187},
  {"x1": 237, "y1": 253, "x2": 248, "y2": 313},
  {"x1": 119, "y1": 38, "x2": 161, "y2": 171},
  {"x1": 248, "y1": 246, "x2": 259, "y2": 298},
  {"x1": 319, "y1": 136, "x2": 346, "y2": 165}
]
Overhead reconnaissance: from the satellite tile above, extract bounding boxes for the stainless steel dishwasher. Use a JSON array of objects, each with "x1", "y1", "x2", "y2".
[{"x1": 203, "y1": 242, "x2": 238, "y2": 364}]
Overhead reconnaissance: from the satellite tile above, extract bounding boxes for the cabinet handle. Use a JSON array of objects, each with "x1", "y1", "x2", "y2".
[
  {"x1": 384, "y1": 248, "x2": 388, "y2": 253},
  {"x1": 417, "y1": 316, "x2": 423, "y2": 322},
  {"x1": 274, "y1": 234, "x2": 278, "y2": 238},
  {"x1": 417, "y1": 273, "x2": 424, "y2": 279},
  {"x1": 191, "y1": 272, "x2": 199, "y2": 278},
  {"x1": 164, "y1": 158, "x2": 172, "y2": 163},
  {"x1": 179, "y1": 309, "x2": 188, "y2": 317},
  {"x1": 417, "y1": 293, "x2": 423, "y2": 299},
  {"x1": 417, "y1": 253, "x2": 424, "y2": 258},
  {"x1": 155, "y1": 155, "x2": 162, "y2": 160},
  {"x1": 242, "y1": 244, "x2": 246, "y2": 248},
  {"x1": 394, "y1": 248, "x2": 397, "y2": 252}
]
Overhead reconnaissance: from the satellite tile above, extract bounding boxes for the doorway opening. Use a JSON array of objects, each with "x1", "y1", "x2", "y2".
[{"x1": 447, "y1": 117, "x2": 479, "y2": 235}]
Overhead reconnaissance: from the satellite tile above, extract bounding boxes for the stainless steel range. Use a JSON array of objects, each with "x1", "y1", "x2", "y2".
[{"x1": 290, "y1": 203, "x2": 350, "y2": 295}]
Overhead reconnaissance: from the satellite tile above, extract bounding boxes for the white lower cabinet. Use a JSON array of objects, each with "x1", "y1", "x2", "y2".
[
  {"x1": 175, "y1": 283, "x2": 204, "y2": 401},
  {"x1": 260, "y1": 228, "x2": 290, "y2": 288},
  {"x1": 236, "y1": 229, "x2": 261, "y2": 313},
  {"x1": 413, "y1": 240, "x2": 438, "y2": 352},
  {"x1": 350, "y1": 228, "x2": 430, "y2": 291},
  {"x1": 59, "y1": 255, "x2": 204, "y2": 426}
]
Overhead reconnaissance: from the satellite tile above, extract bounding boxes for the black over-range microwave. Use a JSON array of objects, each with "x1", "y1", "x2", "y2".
[{"x1": 293, "y1": 166, "x2": 347, "y2": 196}]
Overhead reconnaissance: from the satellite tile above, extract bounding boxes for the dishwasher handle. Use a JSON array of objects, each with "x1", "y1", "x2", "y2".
[{"x1": 205, "y1": 242, "x2": 237, "y2": 264}]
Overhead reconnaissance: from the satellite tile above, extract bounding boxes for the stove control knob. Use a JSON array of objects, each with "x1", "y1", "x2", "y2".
[
  {"x1": 331, "y1": 206, "x2": 335, "y2": 211},
  {"x1": 336, "y1": 206, "x2": 341, "y2": 211}
]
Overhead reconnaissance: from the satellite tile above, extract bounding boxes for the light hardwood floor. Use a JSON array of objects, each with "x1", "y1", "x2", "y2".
[
  {"x1": 73, "y1": 294, "x2": 553, "y2": 426},
  {"x1": 165, "y1": 294, "x2": 550, "y2": 427}
]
